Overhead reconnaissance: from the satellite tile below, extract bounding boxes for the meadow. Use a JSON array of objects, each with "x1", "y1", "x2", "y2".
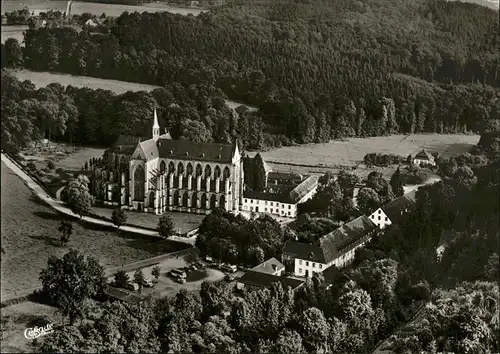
[
  {"x1": 1, "y1": 25, "x2": 27, "y2": 44},
  {"x1": 11, "y1": 69, "x2": 257, "y2": 110},
  {"x1": 0, "y1": 1, "x2": 206, "y2": 16},
  {"x1": 0, "y1": 161, "x2": 188, "y2": 301}
]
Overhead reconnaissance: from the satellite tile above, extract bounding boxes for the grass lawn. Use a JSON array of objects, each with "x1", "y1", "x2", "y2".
[
  {"x1": 91, "y1": 206, "x2": 205, "y2": 234},
  {"x1": 1, "y1": 161, "x2": 187, "y2": 301}
]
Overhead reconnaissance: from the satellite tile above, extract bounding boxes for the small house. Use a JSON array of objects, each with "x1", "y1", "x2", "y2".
[
  {"x1": 368, "y1": 190, "x2": 417, "y2": 229},
  {"x1": 250, "y1": 257, "x2": 285, "y2": 276},
  {"x1": 412, "y1": 149, "x2": 436, "y2": 167}
]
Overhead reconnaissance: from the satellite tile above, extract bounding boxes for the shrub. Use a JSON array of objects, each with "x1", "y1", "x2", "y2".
[
  {"x1": 27, "y1": 161, "x2": 36, "y2": 171},
  {"x1": 47, "y1": 160, "x2": 55, "y2": 169}
]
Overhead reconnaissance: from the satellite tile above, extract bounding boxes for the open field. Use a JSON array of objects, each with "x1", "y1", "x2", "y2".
[
  {"x1": 10, "y1": 70, "x2": 257, "y2": 111},
  {"x1": 12, "y1": 69, "x2": 160, "y2": 93},
  {"x1": 1, "y1": 25, "x2": 28, "y2": 44},
  {"x1": 1, "y1": 1, "x2": 206, "y2": 15},
  {"x1": 252, "y1": 134, "x2": 480, "y2": 176},
  {"x1": 92, "y1": 206, "x2": 205, "y2": 233},
  {"x1": 0, "y1": 161, "x2": 188, "y2": 300}
]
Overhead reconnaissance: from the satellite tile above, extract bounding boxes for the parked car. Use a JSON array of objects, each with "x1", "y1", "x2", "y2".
[
  {"x1": 195, "y1": 261, "x2": 205, "y2": 269},
  {"x1": 205, "y1": 256, "x2": 214, "y2": 263},
  {"x1": 222, "y1": 264, "x2": 237, "y2": 273},
  {"x1": 123, "y1": 283, "x2": 140, "y2": 291},
  {"x1": 176, "y1": 277, "x2": 186, "y2": 284},
  {"x1": 170, "y1": 269, "x2": 187, "y2": 279},
  {"x1": 190, "y1": 264, "x2": 198, "y2": 271},
  {"x1": 143, "y1": 279, "x2": 154, "y2": 288}
]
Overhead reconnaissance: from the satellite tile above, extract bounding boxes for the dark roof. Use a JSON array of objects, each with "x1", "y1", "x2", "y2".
[
  {"x1": 156, "y1": 138, "x2": 236, "y2": 163},
  {"x1": 282, "y1": 240, "x2": 325, "y2": 263},
  {"x1": 414, "y1": 149, "x2": 433, "y2": 160},
  {"x1": 317, "y1": 215, "x2": 377, "y2": 264},
  {"x1": 289, "y1": 176, "x2": 318, "y2": 203},
  {"x1": 251, "y1": 257, "x2": 285, "y2": 275},
  {"x1": 104, "y1": 286, "x2": 145, "y2": 304},
  {"x1": 321, "y1": 265, "x2": 341, "y2": 284},
  {"x1": 237, "y1": 271, "x2": 304, "y2": 290},
  {"x1": 243, "y1": 175, "x2": 318, "y2": 204},
  {"x1": 382, "y1": 191, "x2": 417, "y2": 224}
]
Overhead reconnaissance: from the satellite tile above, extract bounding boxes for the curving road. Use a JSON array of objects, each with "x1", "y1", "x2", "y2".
[{"x1": 0, "y1": 153, "x2": 196, "y2": 245}]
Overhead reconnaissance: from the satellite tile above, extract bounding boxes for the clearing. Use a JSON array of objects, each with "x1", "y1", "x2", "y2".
[
  {"x1": 251, "y1": 134, "x2": 480, "y2": 179},
  {"x1": 10, "y1": 69, "x2": 258, "y2": 111},
  {"x1": 1, "y1": 25, "x2": 27, "y2": 44},
  {"x1": 1, "y1": 1, "x2": 206, "y2": 16},
  {"x1": 0, "y1": 161, "x2": 188, "y2": 301}
]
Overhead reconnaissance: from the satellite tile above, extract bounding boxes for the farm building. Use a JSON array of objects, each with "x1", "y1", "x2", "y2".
[
  {"x1": 241, "y1": 175, "x2": 318, "y2": 218},
  {"x1": 368, "y1": 190, "x2": 417, "y2": 229},
  {"x1": 104, "y1": 285, "x2": 145, "y2": 304},
  {"x1": 282, "y1": 215, "x2": 378, "y2": 278},
  {"x1": 412, "y1": 149, "x2": 436, "y2": 166}
]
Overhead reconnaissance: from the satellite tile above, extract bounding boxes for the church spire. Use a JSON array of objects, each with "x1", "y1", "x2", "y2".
[{"x1": 152, "y1": 108, "x2": 160, "y2": 141}]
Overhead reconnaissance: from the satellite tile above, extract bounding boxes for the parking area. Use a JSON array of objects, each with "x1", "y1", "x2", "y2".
[{"x1": 106, "y1": 255, "x2": 228, "y2": 298}]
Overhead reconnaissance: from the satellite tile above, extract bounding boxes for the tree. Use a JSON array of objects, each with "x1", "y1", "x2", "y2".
[
  {"x1": 299, "y1": 307, "x2": 330, "y2": 352},
  {"x1": 111, "y1": 208, "x2": 127, "y2": 227},
  {"x1": 39, "y1": 249, "x2": 106, "y2": 325},
  {"x1": 337, "y1": 170, "x2": 360, "y2": 198},
  {"x1": 4, "y1": 38, "x2": 23, "y2": 67},
  {"x1": 356, "y1": 187, "x2": 382, "y2": 215},
  {"x1": 151, "y1": 266, "x2": 161, "y2": 284},
  {"x1": 157, "y1": 215, "x2": 175, "y2": 237},
  {"x1": 47, "y1": 160, "x2": 55, "y2": 170},
  {"x1": 113, "y1": 270, "x2": 130, "y2": 289},
  {"x1": 274, "y1": 329, "x2": 305, "y2": 354},
  {"x1": 390, "y1": 167, "x2": 405, "y2": 197},
  {"x1": 133, "y1": 269, "x2": 146, "y2": 293},
  {"x1": 253, "y1": 153, "x2": 267, "y2": 192},
  {"x1": 66, "y1": 175, "x2": 94, "y2": 218},
  {"x1": 58, "y1": 220, "x2": 73, "y2": 246}
]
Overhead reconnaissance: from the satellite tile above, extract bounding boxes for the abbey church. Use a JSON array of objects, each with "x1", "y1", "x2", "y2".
[{"x1": 91, "y1": 109, "x2": 244, "y2": 215}]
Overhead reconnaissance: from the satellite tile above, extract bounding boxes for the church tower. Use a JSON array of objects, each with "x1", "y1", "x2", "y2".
[{"x1": 152, "y1": 108, "x2": 160, "y2": 141}]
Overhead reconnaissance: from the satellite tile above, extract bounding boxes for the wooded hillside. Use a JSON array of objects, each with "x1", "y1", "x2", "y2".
[{"x1": 2, "y1": 0, "x2": 498, "y2": 148}]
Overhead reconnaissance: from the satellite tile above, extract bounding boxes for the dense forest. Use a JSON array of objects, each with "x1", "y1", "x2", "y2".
[
  {"x1": 1, "y1": 0, "x2": 499, "y2": 149},
  {"x1": 1, "y1": 71, "x2": 267, "y2": 152},
  {"x1": 37, "y1": 140, "x2": 499, "y2": 353}
]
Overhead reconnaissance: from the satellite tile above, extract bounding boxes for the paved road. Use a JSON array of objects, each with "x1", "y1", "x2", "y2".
[{"x1": 1, "y1": 153, "x2": 195, "y2": 245}]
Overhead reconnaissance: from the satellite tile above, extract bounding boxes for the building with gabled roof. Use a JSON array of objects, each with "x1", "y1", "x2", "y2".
[
  {"x1": 282, "y1": 215, "x2": 378, "y2": 278},
  {"x1": 412, "y1": 149, "x2": 436, "y2": 166},
  {"x1": 90, "y1": 108, "x2": 244, "y2": 215},
  {"x1": 369, "y1": 190, "x2": 417, "y2": 229},
  {"x1": 242, "y1": 175, "x2": 318, "y2": 219},
  {"x1": 251, "y1": 257, "x2": 285, "y2": 276}
]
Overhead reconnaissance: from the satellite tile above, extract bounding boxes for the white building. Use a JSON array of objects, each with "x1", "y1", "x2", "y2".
[
  {"x1": 282, "y1": 215, "x2": 378, "y2": 278},
  {"x1": 412, "y1": 149, "x2": 436, "y2": 167},
  {"x1": 241, "y1": 175, "x2": 318, "y2": 219},
  {"x1": 368, "y1": 191, "x2": 417, "y2": 229}
]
